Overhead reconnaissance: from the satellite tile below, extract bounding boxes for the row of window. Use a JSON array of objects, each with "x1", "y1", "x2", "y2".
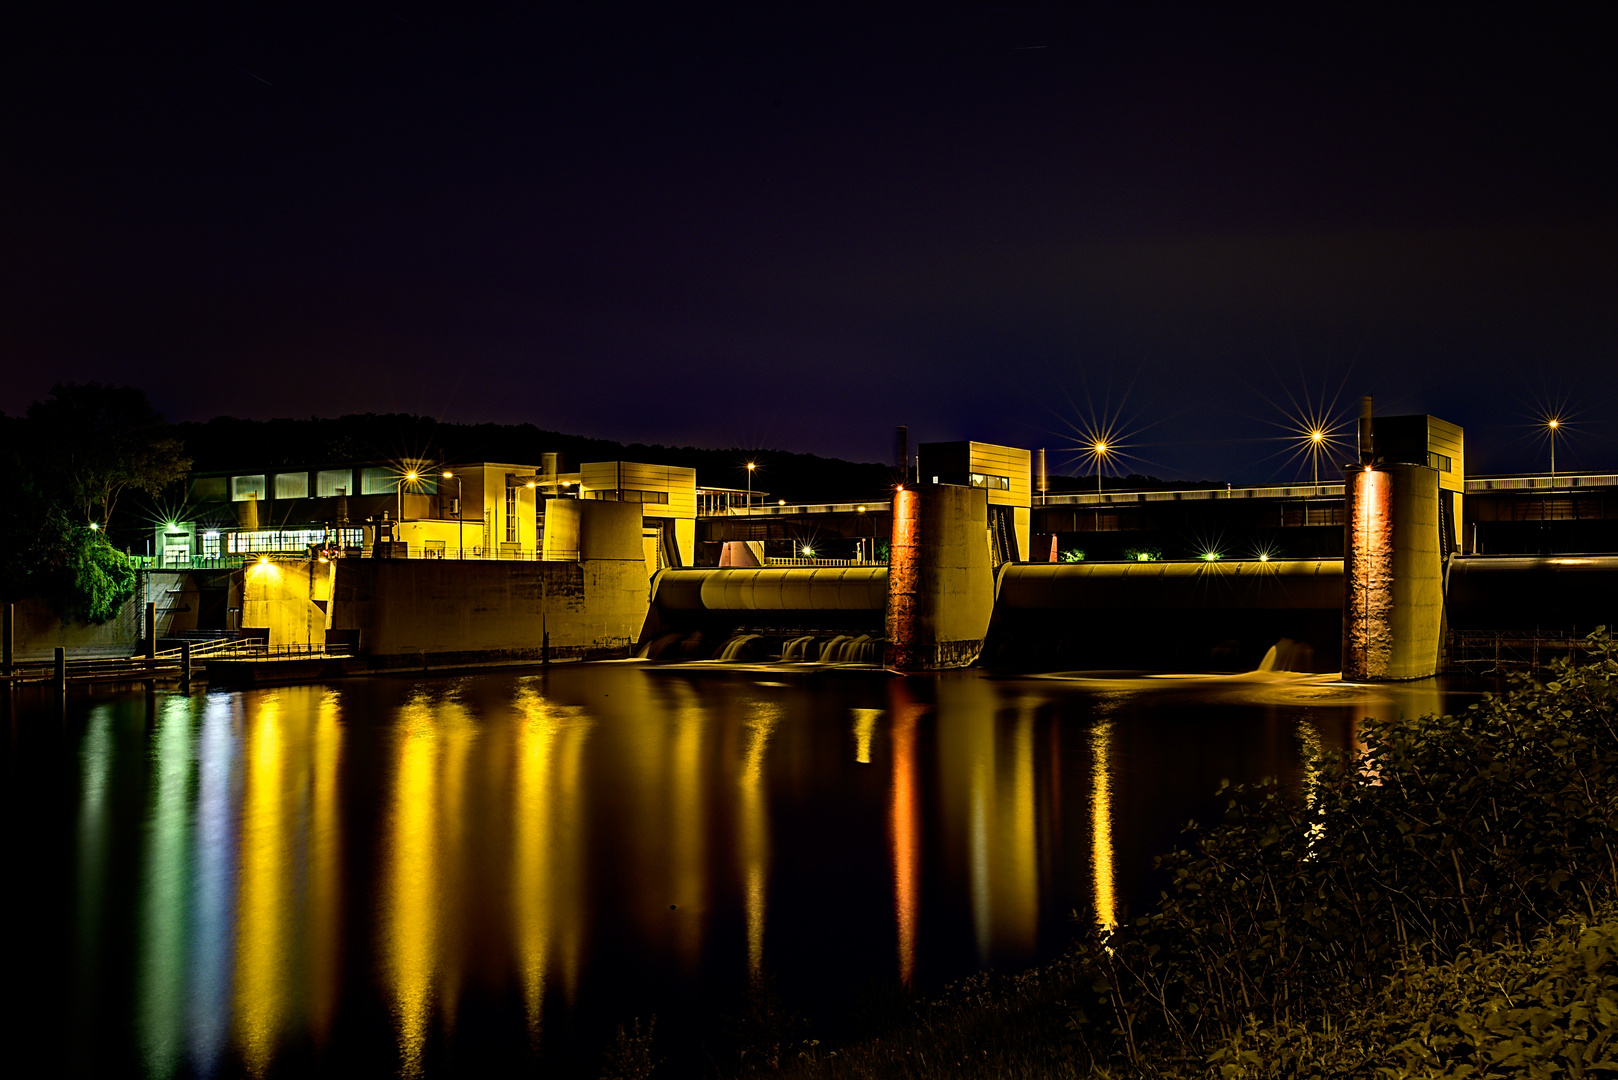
[
  {"x1": 194, "y1": 470, "x2": 441, "y2": 502},
  {"x1": 1428, "y1": 452, "x2": 1454, "y2": 473},
  {"x1": 585, "y1": 489, "x2": 672, "y2": 504},
  {"x1": 226, "y1": 528, "x2": 366, "y2": 554}
]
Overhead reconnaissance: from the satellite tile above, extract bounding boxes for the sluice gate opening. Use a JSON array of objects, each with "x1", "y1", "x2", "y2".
[{"x1": 641, "y1": 567, "x2": 888, "y2": 663}]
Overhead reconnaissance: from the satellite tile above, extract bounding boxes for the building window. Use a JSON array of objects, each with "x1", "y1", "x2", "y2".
[
  {"x1": 588, "y1": 488, "x2": 669, "y2": 504},
  {"x1": 316, "y1": 469, "x2": 352, "y2": 497},
  {"x1": 360, "y1": 467, "x2": 395, "y2": 495},
  {"x1": 506, "y1": 485, "x2": 518, "y2": 543},
  {"x1": 274, "y1": 472, "x2": 309, "y2": 499},
  {"x1": 231, "y1": 475, "x2": 267, "y2": 501},
  {"x1": 227, "y1": 528, "x2": 362, "y2": 554},
  {"x1": 192, "y1": 476, "x2": 228, "y2": 502},
  {"x1": 1427, "y1": 452, "x2": 1453, "y2": 473},
  {"x1": 969, "y1": 473, "x2": 1011, "y2": 490}
]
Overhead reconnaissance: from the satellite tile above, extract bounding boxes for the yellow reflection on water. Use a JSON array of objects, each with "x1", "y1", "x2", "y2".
[
  {"x1": 1089, "y1": 720, "x2": 1117, "y2": 931},
  {"x1": 852, "y1": 708, "x2": 882, "y2": 764},
  {"x1": 386, "y1": 699, "x2": 442, "y2": 1078},
  {"x1": 511, "y1": 688, "x2": 594, "y2": 1041},
  {"x1": 738, "y1": 705, "x2": 780, "y2": 977},
  {"x1": 944, "y1": 686, "x2": 1039, "y2": 964},
  {"x1": 668, "y1": 701, "x2": 707, "y2": 970},
  {"x1": 234, "y1": 695, "x2": 287, "y2": 1076},
  {"x1": 307, "y1": 692, "x2": 343, "y2": 1046},
  {"x1": 887, "y1": 686, "x2": 923, "y2": 984}
]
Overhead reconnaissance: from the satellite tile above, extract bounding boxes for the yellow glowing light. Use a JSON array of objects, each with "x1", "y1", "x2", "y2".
[
  {"x1": 778, "y1": 499, "x2": 786, "y2": 506},
  {"x1": 858, "y1": 505, "x2": 867, "y2": 513},
  {"x1": 802, "y1": 546, "x2": 814, "y2": 557},
  {"x1": 1093, "y1": 441, "x2": 1108, "y2": 454},
  {"x1": 1090, "y1": 721, "x2": 1118, "y2": 931},
  {"x1": 88, "y1": 522, "x2": 99, "y2": 530},
  {"x1": 525, "y1": 481, "x2": 537, "y2": 489},
  {"x1": 852, "y1": 709, "x2": 880, "y2": 764},
  {"x1": 1310, "y1": 429, "x2": 1325, "y2": 443},
  {"x1": 1259, "y1": 552, "x2": 1270, "y2": 562},
  {"x1": 746, "y1": 462, "x2": 756, "y2": 471},
  {"x1": 405, "y1": 471, "x2": 418, "y2": 482},
  {"x1": 1548, "y1": 418, "x2": 1560, "y2": 429},
  {"x1": 1200, "y1": 551, "x2": 1221, "y2": 561},
  {"x1": 318, "y1": 556, "x2": 329, "y2": 564},
  {"x1": 441, "y1": 471, "x2": 453, "y2": 479},
  {"x1": 258, "y1": 556, "x2": 270, "y2": 566}
]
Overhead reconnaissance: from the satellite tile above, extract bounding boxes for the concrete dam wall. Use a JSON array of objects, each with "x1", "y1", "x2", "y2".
[{"x1": 984, "y1": 559, "x2": 1346, "y2": 672}]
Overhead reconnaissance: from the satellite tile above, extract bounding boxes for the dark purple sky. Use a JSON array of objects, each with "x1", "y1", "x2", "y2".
[{"x1": 4, "y1": 5, "x2": 1613, "y2": 480}]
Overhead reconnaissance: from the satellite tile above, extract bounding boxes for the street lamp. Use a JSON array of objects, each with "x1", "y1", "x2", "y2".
[
  {"x1": 746, "y1": 461, "x2": 756, "y2": 516},
  {"x1": 1309, "y1": 428, "x2": 1325, "y2": 489},
  {"x1": 1548, "y1": 418, "x2": 1560, "y2": 488},
  {"x1": 1093, "y1": 441, "x2": 1110, "y2": 495},
  {"x1": 442, "y1": 471, "x2": 462, "y2": 558},
  {"x1": 398, "y1": 470, "x2": 419, "y2": 525}
]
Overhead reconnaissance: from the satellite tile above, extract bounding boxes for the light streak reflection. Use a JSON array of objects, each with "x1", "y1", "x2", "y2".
[
  {"x1": 1089, "y1": 720, "x2": 1118, "y2": 932},
  {"x1": 738, "y1": 704, "x2": 780, "y2": 978},
  {"x1": 887, "y1": 687, "x2": 923, "y2": 984}
]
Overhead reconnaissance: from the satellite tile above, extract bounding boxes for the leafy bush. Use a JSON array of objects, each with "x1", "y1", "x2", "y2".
[
  {"x1": 49, "y1": 531, "x2": 139, "y2": 623},
  {"x1": 1208, "y1": 909, "x2": 1618, "y2": 1078},
  {"x1": 1073, "y1": 629, "x2": 1618, "y2": 1071},
  {"x1": 1060, "y1": 548, "x2": 1087, "y2": 562}
]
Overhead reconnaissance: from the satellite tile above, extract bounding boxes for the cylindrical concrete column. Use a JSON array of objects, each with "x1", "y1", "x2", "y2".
[
  {"x1": 883, "y1": 485, "x2": 995, "y2": 672},
  {"x1": 1343, "y1": 462, "x2": 1443, "y2": 679}
]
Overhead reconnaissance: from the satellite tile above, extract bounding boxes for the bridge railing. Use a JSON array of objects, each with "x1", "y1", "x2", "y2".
[{"x1": 1039, "y1": 483, "x2": 1345, "y2": 507}]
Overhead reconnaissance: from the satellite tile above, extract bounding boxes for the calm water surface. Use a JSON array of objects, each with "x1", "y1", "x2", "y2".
[{"x1": 5, "y1": 664, "x2": 1469, "y2": 1077}]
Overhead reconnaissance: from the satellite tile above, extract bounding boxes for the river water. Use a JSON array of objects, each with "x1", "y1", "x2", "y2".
[{"x1": 6, "y1": 663, "x2": 1468, "y2": 1077}]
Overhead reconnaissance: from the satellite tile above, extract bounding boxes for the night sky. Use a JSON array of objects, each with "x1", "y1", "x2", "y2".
[{"x1": 4, "y1": 5, "x2": 1613, "y2": 481}]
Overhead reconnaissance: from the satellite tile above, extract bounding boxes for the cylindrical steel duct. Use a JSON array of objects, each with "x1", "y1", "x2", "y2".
[{"x1": 1034, "y1": 448, "x2": 1048, "y2": 497}]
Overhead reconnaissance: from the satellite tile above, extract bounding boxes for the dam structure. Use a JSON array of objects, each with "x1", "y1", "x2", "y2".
[{"x1": 7, "y1": 420, "x2": 1617, "y2": 682}]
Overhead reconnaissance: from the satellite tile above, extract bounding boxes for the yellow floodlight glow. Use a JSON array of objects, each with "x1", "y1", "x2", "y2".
[
  {"x1": 802, "y1": 546, "x2": 814, "y2": 557},
  {"x1": 1258, "y1": 552, "x2": 1270, "y2": 562},
  {"x1": 746, "y1": 462, "x2": 756, "y2": 471},
  {"x1": 778, "y1": 499, "x2": 786, "y2": 506},
  {"x1": 1093, "y1": 441, "x2": 1108, "y2": 455},
  {"x1": 441, "y1": 471, "x2": 453, "y2": 479},
  {"x1": 405, "y1": 471, "x2": 418, "y2": 482},
  {"x1": 857, "y1": 506, "x2": 867, "y2": 513},
  {"x1": 1548, "y1": 418, "x2": 1560, "y2": 430},
  {"x1": 1310, "y1": 429, "x2": 1325, "y2": 443},
  {"x1": 258, "y1": 556, "x2": 270, "y2": 566},
  {"x1": 88, "y1": 522, "x2": 99, "y2": 530}
]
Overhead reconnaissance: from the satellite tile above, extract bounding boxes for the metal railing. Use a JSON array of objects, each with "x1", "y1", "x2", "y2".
[
  {"x1": 702, "y1": 500, "x2": 891, "y2": 517},
  {"x1": 1039, "y1": 483, "x2": 1345, "y2": 507}
]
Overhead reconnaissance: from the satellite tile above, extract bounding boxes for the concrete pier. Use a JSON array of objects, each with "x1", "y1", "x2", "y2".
[
  {"x1": 884, "y1": 485, "x2": 995, "y2": 672},
  {"x1": 1342, "y1": 462, "x2": 1443, "y2": 679}
]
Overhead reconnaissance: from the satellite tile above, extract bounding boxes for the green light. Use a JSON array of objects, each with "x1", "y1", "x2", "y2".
[{"x1": 1201, "y1": 551, "x2": 1222, "y2": 562}]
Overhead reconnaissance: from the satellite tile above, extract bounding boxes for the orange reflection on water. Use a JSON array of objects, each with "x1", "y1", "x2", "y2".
[{"x1": 887, "y1": 687, "x2": 922, "y2": 984}]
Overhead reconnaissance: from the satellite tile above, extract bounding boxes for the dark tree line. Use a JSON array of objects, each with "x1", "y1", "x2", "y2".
[{"x1": 0, "y1": 383, "x2": 190, "y2": 621}]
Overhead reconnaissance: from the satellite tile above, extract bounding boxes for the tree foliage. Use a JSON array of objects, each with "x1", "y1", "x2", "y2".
[
  {"x1": 27, "y1": 381, "x2": 191, "y2": 530},
  {"x1": 1, "y1": 382, "x2": 186, "y2": 621}
]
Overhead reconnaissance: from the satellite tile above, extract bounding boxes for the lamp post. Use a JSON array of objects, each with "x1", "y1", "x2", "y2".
[
  {"x1": 442, "y1": 471, "x2": 462, "y2": 558},
  {"x1": 746, "y1": 461, "x2": 756, "y2": 516},
  {"x1": 1548, "y1": 418, "x2": 1560, "y2": 488},
  {"x1": 398, "y1": 471, "x2": 418, "y2": 526},
  {"x1": 1309, "y1": 429, "x2": 1325, "y2": 490},
  {"x1": 1093, "y1": 441, "x2": 1109, "y2": 495}
]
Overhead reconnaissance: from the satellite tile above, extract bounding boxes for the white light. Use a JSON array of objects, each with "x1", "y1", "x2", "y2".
[{"x1": 203, "y1": 531, "x2": 219, "y2": 539}]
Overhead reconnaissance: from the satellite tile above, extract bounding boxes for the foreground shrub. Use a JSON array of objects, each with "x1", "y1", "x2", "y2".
[{"x1": 1076, "y1": 629, "x2": 1618, "y2": 1070}]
